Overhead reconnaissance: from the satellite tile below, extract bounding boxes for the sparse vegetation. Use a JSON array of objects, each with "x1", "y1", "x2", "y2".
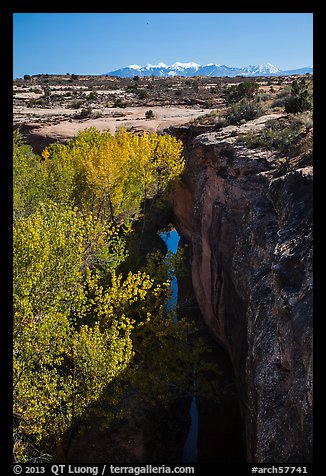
[
  {"x1": 271, "y1": 79, "x2": 312, "y2": 114},
  {"x1": 43, "y1": 85, "x2": 51, "y2": 98},
  {"x1": 137, "y1": 89, "x2": 148, "y2": 100},
  {"x1": 225, "y1": 99, "x2": 263, "y2": 125},
  {"x1": 113, "y1": 98, "x2": 128, "y2": 108},
  {"x1": 214, "y1": 116, "x2": 228, "y2": 128},
  {"x1": 224, "y1": 80, "x2": 259, "y2": 104},
  {"x1": 26, "y1": 99, "x2": 36, "y2": 108},
  {"x1": 284, "y1": 78, "x2": 313, "y2": 113},
  {"x1": 69, "y1": 100, "x2": 83, "y2": 109},
  {"x1": 145, "y1": 109, "x2": 155, "y2": 119},
  {"x1": 237, "y1": 112, "x2": 313, "y2": 156},
  {"x1": 86, "y1": 91, "x2": 97, "y2": 101},
  {"x1": 76, "y1": 107, "x2": 92, "y2": 119},
  {"x1": 13, "y1": 72, "x2": 312, "y2": 132}
]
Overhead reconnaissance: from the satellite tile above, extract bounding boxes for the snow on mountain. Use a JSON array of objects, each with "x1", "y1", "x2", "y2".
[
  {"x1": 145, "y1": 62, "x2": 168, "y2": 69},
  {"x1": 106, "y1": 62, "x2": 313, "y2": 78},
  {"x1": 264, "y1": 63, "x2": 281, "y2": 73},
  {"x1": 242, "y1": 63, "x2": 281, "y2": 75},
  {"x1": 171, "y1": 62, "x2": 201, "y2": 70},
  {"x1": 198, "y1": 64, "x2": 244, "y2": 77}
]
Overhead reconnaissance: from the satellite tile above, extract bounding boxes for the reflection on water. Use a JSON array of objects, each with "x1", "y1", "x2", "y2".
[
  {"x1": 160, "y1": 229, "x2": 198, "y2": 463},
  {"x1": 182, "y1": 389, "x2": 198, "y2": 463},
  {"x1": 160, "y1": 228, "x2": 245, "y2": 464},
  {"x1": 160, "y1": 229, "x2": 180, "y2": 255},
  {"x1": 160, "y1": 230, "x2": 180, "y2": 316}
]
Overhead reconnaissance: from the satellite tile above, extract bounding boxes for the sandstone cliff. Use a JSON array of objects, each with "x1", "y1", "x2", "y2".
[{"x1": 169, "y1": 116, "x2": 313, "y2": 463}]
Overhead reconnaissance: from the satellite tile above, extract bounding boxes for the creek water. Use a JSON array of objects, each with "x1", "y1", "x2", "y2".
[
  {"x1": 160, "y1": 230, "x2": 180, "y2": 315},
  {"x1": 182, "y1": 382, "x2": 198, "y2": 463},
  {"x1": 160, "y1": 229, "x2": 245, "y2": 464},
  {"x1": 160, "y1": 230, "x2": 198, "y2": 463}
]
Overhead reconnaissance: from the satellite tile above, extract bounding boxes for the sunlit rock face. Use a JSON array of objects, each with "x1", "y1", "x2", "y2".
[{"x1": 169, "y1": 119, "x2": 313, "y2": 463}]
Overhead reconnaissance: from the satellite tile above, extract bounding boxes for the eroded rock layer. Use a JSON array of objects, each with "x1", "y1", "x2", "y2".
[{"x1": 170, "y1": 119, "x2": 313, "y2": 463}]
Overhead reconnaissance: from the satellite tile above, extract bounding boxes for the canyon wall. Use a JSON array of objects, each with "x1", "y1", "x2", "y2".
[{"x1": 169, "y1": 119, "x2": 313, "y2": 463}]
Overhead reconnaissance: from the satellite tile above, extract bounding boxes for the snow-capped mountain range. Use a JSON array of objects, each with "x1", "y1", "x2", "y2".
[{"x1": 105, "y1": 62, "x2": 313, "y2": 78}]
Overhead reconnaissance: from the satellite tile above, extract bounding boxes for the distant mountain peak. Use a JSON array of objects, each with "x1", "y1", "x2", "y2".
[
  {"x1": 106, "y1": 62, "x2": 313, "y2": 78},
  {"x1": 172, "y1": 61, "x2": 201, "y2": 69},
  {"x1": 146, "y1": 62, "x2": 168, "y2": 68}
]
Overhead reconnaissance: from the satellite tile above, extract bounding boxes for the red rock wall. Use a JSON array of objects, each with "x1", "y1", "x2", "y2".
[{"x1": 171, "y1": 126, "x2": 313, "y2": 463}]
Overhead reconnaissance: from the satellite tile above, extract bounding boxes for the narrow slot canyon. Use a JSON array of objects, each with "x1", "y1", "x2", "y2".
[{"x1": 161, "y1": 230, "x2": 246, "y2": 464}]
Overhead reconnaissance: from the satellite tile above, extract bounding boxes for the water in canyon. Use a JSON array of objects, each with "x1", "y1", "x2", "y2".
[
  {"x1": 160, "y1": 229, "x2": 180, "y2": 316},
  {"x1": 160, "y1": 229, "x2": 245, "y2": 463},
  {"x1": 160, "y1": 230, "x2": 198, "y2": 463}
]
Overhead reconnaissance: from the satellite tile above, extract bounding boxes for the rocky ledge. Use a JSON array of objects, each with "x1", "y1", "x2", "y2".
[{"x1": 169, "y1": 115, "x2": 313, "y2": 463}]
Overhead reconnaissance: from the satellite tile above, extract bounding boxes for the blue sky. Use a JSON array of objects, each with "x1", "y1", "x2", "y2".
[{"x1": 13, "y1": 13, "x2": 313, "y2": 78}]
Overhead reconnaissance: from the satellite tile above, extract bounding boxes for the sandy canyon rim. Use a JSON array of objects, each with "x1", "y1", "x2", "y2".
[{"x1": 14, "y1": 106, "x2": 212, "y2": 142}]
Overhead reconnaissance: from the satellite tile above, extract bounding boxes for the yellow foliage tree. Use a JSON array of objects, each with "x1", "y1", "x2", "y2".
[
  {"x1": 13, "y1": 204, "x2": 135, "y2": 461},
  {"x1": 13, "y1": 128, "x2": 192, "y2": 463}
]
